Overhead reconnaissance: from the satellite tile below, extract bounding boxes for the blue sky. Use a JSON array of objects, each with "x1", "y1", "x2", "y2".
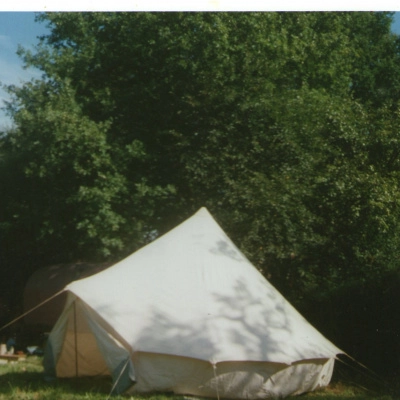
[
  {"x1": 1, "y1": 12, "x2": 400, "y2": 129},
  {"x1": 0, "y1": 13, "x2": 48, "y2": 129}
]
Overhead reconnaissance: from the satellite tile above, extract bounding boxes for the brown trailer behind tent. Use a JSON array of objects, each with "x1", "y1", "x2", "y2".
[{"x1": 23, "y1": 262, "x2": 110, "y2": 332}]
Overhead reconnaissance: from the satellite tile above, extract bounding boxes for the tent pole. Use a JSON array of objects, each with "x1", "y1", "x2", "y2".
[{"x1": 74, "y1": 301, "x2": 78, "y2": 378}]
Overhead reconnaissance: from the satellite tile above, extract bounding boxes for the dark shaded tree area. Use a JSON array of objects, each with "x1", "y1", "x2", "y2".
[{"x1": 1, "y1": 12, "x2": 400, "y2": 373}]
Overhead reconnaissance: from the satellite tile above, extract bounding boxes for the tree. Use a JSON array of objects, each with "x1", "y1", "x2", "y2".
[{"x1": 2, "y1": 12, "x2": 400, "y2": 309}]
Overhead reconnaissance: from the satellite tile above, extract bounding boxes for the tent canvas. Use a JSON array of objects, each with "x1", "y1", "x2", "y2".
[{"x1": 44, "y1": 207, "x2": 342, "y2": 398}]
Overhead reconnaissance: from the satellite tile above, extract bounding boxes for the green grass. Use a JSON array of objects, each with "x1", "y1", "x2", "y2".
[
  {"x1": 0, "y1": 357, "x2": 397, "y2": 400},
  {"x1": 0, "y1": 357, "x2": 122, "y2": 400},
  {"x1": 304, "y1": 383, "x2": 394, "y2": 400}
]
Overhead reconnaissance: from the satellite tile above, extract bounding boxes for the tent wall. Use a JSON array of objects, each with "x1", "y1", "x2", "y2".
[
  {"x1": 45, "y1": 295, "x2": 336, "y2": 398},
  {"x1": 127, "y1": 353, "x2": 335, "y2": 399}
]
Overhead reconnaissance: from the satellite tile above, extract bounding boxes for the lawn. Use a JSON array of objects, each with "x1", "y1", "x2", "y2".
[{"x1": 0, "y1": 356, "x2": 397, "y2": 400}]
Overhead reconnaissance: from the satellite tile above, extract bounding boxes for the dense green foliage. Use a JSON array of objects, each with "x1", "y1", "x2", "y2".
[{"x1": 2, "y1": 12, "x2": 400, "y2": 370}]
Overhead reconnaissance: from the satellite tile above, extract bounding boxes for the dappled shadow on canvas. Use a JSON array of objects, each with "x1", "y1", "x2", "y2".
[
  {"x1": 209, "y1": 239, "x2": 246, "y2": 262},
  {"x1": 93, "y1": 233, "x2": 337, "y2": 365}
]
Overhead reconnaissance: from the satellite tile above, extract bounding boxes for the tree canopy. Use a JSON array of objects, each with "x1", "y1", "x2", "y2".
[{"x1": 2, "y1": 12, "x2": 400, "y2": 319}]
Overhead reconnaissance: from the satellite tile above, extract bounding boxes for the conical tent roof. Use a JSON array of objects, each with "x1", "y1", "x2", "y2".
[{"x1": 67, "y1": 207, "x2": 341, "y2": 365}]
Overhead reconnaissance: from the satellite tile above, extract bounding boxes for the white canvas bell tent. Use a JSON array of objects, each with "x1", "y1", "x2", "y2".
[{"x1": 44, "y1": 207, "x2": 342, "y2": 398}]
